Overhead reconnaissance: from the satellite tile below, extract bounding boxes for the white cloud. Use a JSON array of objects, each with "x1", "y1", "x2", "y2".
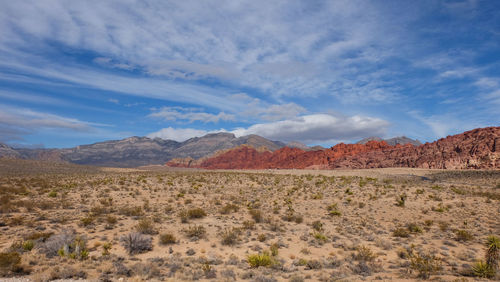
[
  {"x1": 149, "y1": 107, "x2": 235, "y2": 123},
  {"x1": 0, "y1": 0, "x2": 413, "y2": 103},
  {"x1": 232, "y1": 114, "x2": 389, "y2": 143},
  {"x1": 147, "y1": 127, "x2": 220, "y2": 142},
  {"x1": 0, "y1": 105, "x2": 107, "y2": 142}
]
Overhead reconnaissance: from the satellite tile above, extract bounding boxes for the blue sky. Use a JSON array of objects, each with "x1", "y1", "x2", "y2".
[{"x1": 0, "y1": 0, "x2": 499, "y2": 148}]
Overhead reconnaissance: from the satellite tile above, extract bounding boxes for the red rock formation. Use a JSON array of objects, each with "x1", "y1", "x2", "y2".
[
  {"x1": 166, "y1": 127, "x2": 500, "y2": 170},
  {"x1": 332, "y1": 127, "x2": 500, "y2": 169}
]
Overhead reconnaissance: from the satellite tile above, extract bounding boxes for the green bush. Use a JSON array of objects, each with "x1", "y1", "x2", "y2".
[
  {"x1": 455, "y1": 229, "x2": 473, "y2": 242},
  {"x1": 248, "y1": 251, "x2": 274, "y2": 268},
  {"x1": 472, "y1": 261, "x2": 495, "y2": 278},
  {"x1": 187, "y1": 208, "x2": 207, "y2": 219}
]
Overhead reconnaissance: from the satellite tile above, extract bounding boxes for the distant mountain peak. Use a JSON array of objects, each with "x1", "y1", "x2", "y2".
[{"x1": 357, "y1": 136, "x2": 421, "y2": 146}]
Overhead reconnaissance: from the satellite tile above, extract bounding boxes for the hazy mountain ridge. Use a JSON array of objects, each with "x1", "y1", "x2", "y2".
[
  {"x1": 0, "y1": 133, "x2": 286, "y2": 167},
  {"x1": 357, "y1": 136, "x2": 422, "y2": 146}
]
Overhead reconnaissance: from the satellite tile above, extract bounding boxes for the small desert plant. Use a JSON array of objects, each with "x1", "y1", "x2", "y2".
[
  {"x1": 135, "y1": 218, "x2": 157, "y2": 234},
  {"x1": 249, "y1": 209, "x2": 263, "y2": 223},
  {"x1": 220, "y1": 227, "x2": 241, "y2": 245},
  {"x1": 248, "y1": 251, "x2": 274, "y2": 268},
  {"x1": 409, "y1": 250, "x2": 441, "y2": 279},
  {"x1": 22, "y1": 240, "x2": 34, "y2": 251},
  {"x1": 312, "y1": 220, "x2": 323, "y2": 232},
  {"x1": 159, "y1": 233, "x2": 177, "y2": 245},
  {"x1": 48, "y1": 191, "x2": 57, "y2": 197},
  {"x1": 327, "y1": 203, "x2": 341, "y2": 216},
  {"x1": 395, "y1": 194, "x2": 406, "y2": 207},
  {"x1": 102, "y1": 242, "x2": 112, "y2": 256},
  {"x1": 393, "y1": 227, "x2": 410, "y2": 238},
  {"x1": 0, "y1": 251, "x2": 21, "y2": 273},
  {"x1": 183, "y1": 225, "x2": 206, "y2": 239},
  {"x1": 354, "y1": 245, "x2": 376, "y2": 261},
  {"x1": 455, "y1": 229, "x2": 473, "y2": 242},
  {"x1": 187, "y1": 207, "x2": 207, "y2": 218},
  {"x1": 220, "y1": 203, "x2": 239, "y2": 214},
  {"x1": 485, "y1": 235, "x2": 499, "y2": 271},
  {"x1": 407, "y1": 223, "x2": 423, "y2": 234},
  {"x1": 42, "y1": 231, "x2": 88, "y2": 260},
  {"x1": 120, "y1": 232, "x2": 152, "y2": 254},
  {"x1": 471, "y1": 261, "x2": 495, "y2": 278}
]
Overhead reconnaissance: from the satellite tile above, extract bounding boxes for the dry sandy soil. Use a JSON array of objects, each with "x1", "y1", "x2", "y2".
[{"x1": 0, "y1": 159, "x2": 499, "y2": 281}]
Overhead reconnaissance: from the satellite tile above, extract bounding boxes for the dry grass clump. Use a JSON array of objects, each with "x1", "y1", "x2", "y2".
[
  {"x1": 159, "y1": 233, "x2": 177, "y2": 245},
  {"x1": 120, "y1": 232, "x2": 152, "y2": 254}
]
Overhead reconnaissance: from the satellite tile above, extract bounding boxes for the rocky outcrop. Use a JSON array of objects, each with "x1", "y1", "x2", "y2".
[
  {"x1": 168, "y1": 127, "x2": 500, "y2": 170},
  {"x1": 333, "y1": 127, "x2": 500, "y2": 169},
  {"x1": 169, "y1": 140, "x2": 392, "y2": 169}
]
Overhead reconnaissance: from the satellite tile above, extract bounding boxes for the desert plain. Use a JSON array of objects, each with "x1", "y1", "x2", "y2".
[{"x1": 0, "y1": 159, "x2": 499, "y2": 281}]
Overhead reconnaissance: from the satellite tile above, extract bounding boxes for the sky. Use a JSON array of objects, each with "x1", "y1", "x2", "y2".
[{"x1": 0, "y1": 0, "x2": 499, "y2": 148}]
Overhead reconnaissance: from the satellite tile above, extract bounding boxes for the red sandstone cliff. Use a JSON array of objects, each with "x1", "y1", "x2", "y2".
[{"x1": 166, "y1": 127, "x2": 500, "y2": 170}]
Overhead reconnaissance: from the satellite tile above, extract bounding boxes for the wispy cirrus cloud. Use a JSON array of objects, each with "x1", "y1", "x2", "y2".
[{"x1": 149, "y1": 107, "x2": 235, "y2": 123}]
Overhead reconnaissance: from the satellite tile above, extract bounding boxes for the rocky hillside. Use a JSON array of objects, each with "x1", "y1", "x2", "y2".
[
  {"x1": 167, "y1": 140, "x2": 391, "y2": 169},
  {"x1": 167, "y1": 127, "x2": 500, "y2": 170},
  {"x1": 357, "y1": 136, "x2": 422, "y2": 146},
  {"x1": 333, "y1": 127, "x2": 500, "y2": 169},
  {"x1": 0, "y1": 133, "x2": 286, "y2": 167}
]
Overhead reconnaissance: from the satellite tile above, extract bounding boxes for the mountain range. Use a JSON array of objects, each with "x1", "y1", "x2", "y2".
[
  {"x1": 0, "y1": 131, "x2": 447, "y2": 168},
  {"x1": 167, "y1": 127, "x2": 500, "y2": 170},
  {"x1": 0, "y1": 133, "x2": 286, "y2": 167}
]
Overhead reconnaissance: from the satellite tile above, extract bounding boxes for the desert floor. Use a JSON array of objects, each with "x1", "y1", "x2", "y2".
[{"x1": 0, "y1": 159, "x2": 499, "y2": 281}]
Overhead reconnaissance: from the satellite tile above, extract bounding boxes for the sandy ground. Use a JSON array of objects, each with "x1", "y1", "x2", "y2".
[{"x1": 0, "y1": 159, "x2": 499, "y2": 281}]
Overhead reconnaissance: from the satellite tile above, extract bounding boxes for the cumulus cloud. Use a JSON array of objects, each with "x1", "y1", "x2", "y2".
[
  {"x1": 147, "y1": 127, "x2": 221, "y2": 142},
  {"x1": 232, "y1": 114, "x2": 389, "y2": 143},
  {"x1": 149, "y1": 107, "x2": 235, "y2": 123}
]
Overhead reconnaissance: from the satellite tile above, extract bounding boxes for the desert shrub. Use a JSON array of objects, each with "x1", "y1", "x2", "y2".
[
  {"x1": 80, "y1": 214, "x2": 95, "y2": 227},
  {"x1": 248, "y1": 252, "x2": 274, "y2": 268},
  {"x1": 159, "y1": 233, "x2": 177, "y2": 245},
  {"x1": 257, "y1": 234, "x2": 267, "y2": 242},
  {"x1": 409, "y1": 250, "x2": 441, "y2": 279},
  {"x1": 43, "y1": 231, "x2": 88, "y2": 260},
  {"x1": 354, "y1": 245, "x2": 376, "y2": 261},
  {"x1": 242, "y1": 220, "x2": 256, "y2": 230},
  {"x1": 24, "y1": 231, "x2": 53, "y2": 241},
  {"x1": 312, "y1": 220, "x2": 323, "y2": 232},
  {"x1": 102, "y1": 242, "x2": 112, "y2": 256},
  {"x1": 407, "y1": 223, "x2": 423, "y2": 234},
  {"x1": 119, "y1": 206, "x2": 143, "y2": 217},
  {"x1": 106, "y1": 215, "x2": 117, "y2": 225},
  {"x1": 220, "y1": 203, "x2": 239, "y2": 214},
  {"x1": 455, "y1": 229, "x2": 473, "y2": 242},
  {"x1": 395, "y1": 194, "x2": 406, "y2": 207},
  {"x1": 0, "y1": 251, "x2": 22, "y2": 273},
  {"x1": 472, "y1": 261, "x2": 495, "y2": 278},
  {"x1": 270, "y1": 243, "x2": 279, "y2": 256},
  {"x1": 306, "y1": 259, "x2": 322, "y2": 269},
  {"x1": 22, "y1": 240, "x2": 34, "y2": 251},
  {"x1": 327, "y1": 203, "x2": 341, "y2": 216},
  {"x1": 485, "y1": 235, "x2": 499, "y2": 271},
  {"x1": 393, "y1": 227, "x2": 410, "y2": 238},
  {"x1": 249, "y1": 209, "x2": 263, "y2": 223},
  {"x1": 120, "y1": 232, "x2": 152, "y2": 254},
  {"x1": 183, "y1": 225, "x2": 206, "y2": 239},
  {"x1": 313, "y1": 232, "x2": 328, "y2": 244},
  {"x1": 135, "y1": 218, "x2": 157, "y2": 234},
  {"x1": 187, "y1": 208, "x2": 207, "y2": 219},
  {"x1": 220, "y1": 227, "x2": 241, "y2": 246}
]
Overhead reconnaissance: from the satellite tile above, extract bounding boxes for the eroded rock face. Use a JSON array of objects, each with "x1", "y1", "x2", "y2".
[
  {"x1": 168, "y1": 140, "x2": 393, "y2": 169},
  {"x1": 168, "y1": 127, "x2": 500, "y2": 170},
  {"x1": 332, "y1": 127, "x2": 500, "y2": 169}
]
